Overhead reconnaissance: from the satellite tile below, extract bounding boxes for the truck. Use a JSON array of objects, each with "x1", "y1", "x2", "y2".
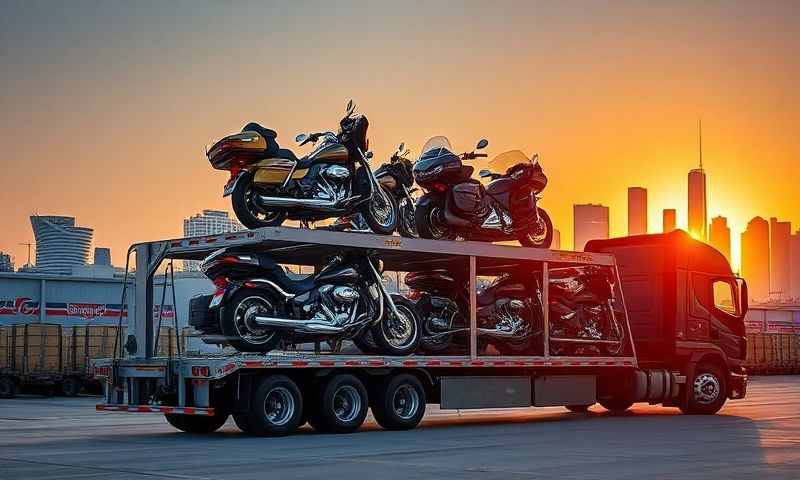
[{"x1": 93, "y1": 227, "x2": 748, "y2": 436}]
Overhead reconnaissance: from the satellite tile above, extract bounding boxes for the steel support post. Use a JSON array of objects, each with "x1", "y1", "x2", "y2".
[
  {"x1": 542, "y1": 261, "x2": 550, "y2": 359},
  {"x1": 469, "y1": 255, "x2": 477, "y2": 359}
]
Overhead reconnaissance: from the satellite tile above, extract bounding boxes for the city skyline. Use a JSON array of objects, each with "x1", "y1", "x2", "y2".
[{"x1": 1, "y1": 2, "x2": 798, "y2": 273}]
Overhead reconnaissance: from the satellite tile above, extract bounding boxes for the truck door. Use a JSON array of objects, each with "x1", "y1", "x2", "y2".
[{"x1": 689, "y1": 273, "x2": 746, "y2": 360}]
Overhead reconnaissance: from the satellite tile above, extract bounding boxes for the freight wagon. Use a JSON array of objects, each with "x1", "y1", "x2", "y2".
[{"x1": 94, "y1": 227, "x2": 748, "y2": 436}]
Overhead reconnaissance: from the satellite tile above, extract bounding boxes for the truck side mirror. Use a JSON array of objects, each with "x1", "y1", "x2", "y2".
[{"x1": 737, "y1": 278, "x2": 748, "y2": 315}]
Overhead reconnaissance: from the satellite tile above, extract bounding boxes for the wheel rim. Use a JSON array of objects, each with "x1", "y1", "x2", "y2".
[
  {"x1": 382, "y1": 304, "x2": 418, "y2": 349},
  {"x1": 370, "y1": 189, "x2": 395, "y2": 228},
  {"x1": 233, "y1": 296, "x2": 277, "y2": 345},
  {"x1": 693, "y1": 373, "x2": 721, "y2": 405},
  {"x1": 244, "y1": 185, "x2": 283, "y2": 224},
  {"x1": 524, "y1": 213, "x2": 549, "y2": 246},
  {"x1": 263, "y1": 387, "x2": 294, "y2": 426},
  {"x1": 332, "y1": 385, "x2": 362, "y2": 423},
  {"x1": 428, "y1": 206, "x2": 450, "y2": 239},
  {"x1": 393, "y1": 385, "x2": 421, "y2": 420},
  {"x1": 399, "y1": 199, "x2": 417, "y2": 236}
]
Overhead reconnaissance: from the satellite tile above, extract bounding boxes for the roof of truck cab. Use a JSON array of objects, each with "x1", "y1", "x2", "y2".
[{"x1": 585, "y1": 230, "x2": 734, "y2": 277}]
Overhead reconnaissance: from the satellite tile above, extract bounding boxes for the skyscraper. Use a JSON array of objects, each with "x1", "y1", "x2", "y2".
[
  {"x1": 183, "y1": 210, "x2": 244, "y2": 271},
  {"x1": 688, "y1": 121, "x2": 708, "y2": 241},
  {"x1": 627, "y1": 187, "x2": 647, "y2": 236},
  {"x1": 0, "y1": 252, "x2": 13, "y2": 272},
  {"x1": 552, "y1": 229, "x2": 561, "y2": 250},
  {"x1": 573, "y1": 204, "x2": 609, "y2": 251},
  {"x1": 769, "y1": 217, "x2": 791, "y2": 299},
  {"x1": 709, "y1": 216, "x2": 731, "y2": 264},
  {"x1": 663, "y1": 209, "x2": 677, "y2": 233},
  {"x1": 790, "y1": 229, "x2": 800, "y2": 300},
  {"x1": 741, "y1": 216, "x2": 770, "y2": 302},
  {"x1": 30, "y1": 215, "x2": 93, "y2": 274},
  {"x1": 94, "y1": 247, "x2": 112, "y2": 266}
]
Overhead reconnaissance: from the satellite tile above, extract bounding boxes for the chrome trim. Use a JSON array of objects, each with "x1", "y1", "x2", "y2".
[{"x1": 245, "y1": 279, "x2": 296, "y2": 299}]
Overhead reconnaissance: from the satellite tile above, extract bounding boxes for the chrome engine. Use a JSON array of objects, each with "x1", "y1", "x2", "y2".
[
  {"x1": 309, "y1": 284, "x2": 360, "y2": 327},
  {"x1": 314, "y1": 165, "x2": 351, "y2": 202},
  {"x1": 481, "y1": 299, "x2": 533, "y2": 338}
]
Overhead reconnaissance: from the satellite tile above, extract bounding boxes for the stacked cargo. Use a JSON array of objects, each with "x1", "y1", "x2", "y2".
[{"x1": 744, "y1": 333, "x2": 800, "y2": 374}]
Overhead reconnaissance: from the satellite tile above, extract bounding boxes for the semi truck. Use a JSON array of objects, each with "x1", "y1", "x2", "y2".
[{"x1": 94, "y1": 227, "x2": 747, "y2": 436}]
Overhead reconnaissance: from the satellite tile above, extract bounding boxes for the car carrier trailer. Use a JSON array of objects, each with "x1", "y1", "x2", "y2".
[{"x1": 94, "y1": 227, "x2": 747, "y2": 436}]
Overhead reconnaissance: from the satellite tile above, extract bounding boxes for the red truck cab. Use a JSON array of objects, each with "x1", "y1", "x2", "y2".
[{"x1": 587, "y1": 230, "x2": 748, "y2": 413}]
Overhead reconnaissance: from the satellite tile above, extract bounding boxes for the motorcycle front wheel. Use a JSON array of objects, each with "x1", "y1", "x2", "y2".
[
  {"x1": 231, "y1": 172, "x2": 288, "y2": 229},
  {"x1": 397, "y1": 197, "x2": 418, "y2": 238},
  {"x1": 371, "y1": 295, "x2": 421, "y2": 356},
  {"x1": 361, "y1": 186, "x2": 398, "y2": 235},
  {"x1": 518, "y1": 208, "x2": 553, "y2": 248},
  {"x1": 415, "y1": 197, "x2": 456, "y2": 240}
]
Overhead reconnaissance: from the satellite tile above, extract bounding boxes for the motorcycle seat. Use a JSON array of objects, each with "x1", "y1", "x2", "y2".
[
  {"x1": 241, "y1": 122, "x2": 299, "y2": 162},
  {"x1": 253, "y1": 253, "x2": 316, "y2": 295}
]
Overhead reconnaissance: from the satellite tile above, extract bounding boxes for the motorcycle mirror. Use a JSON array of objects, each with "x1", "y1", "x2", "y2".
[
  {"x1": 532, "y1": 153, "x2": 540, "y2": 164},
  {"x1": 295, "y1": 133, "x2": 308, "y2": 144},
  {"x1": 476, "y1": 139, "x2": 489, "y2": 150},
  {"x1": 479, "y1": 169, "x2": 493, "y2": 178},
  {"x1": 398, "y1": 142, "x2": 405, "y2": 153},
  {"x1": 365, "y1": 151, "x2": 374, "y2": 159}
]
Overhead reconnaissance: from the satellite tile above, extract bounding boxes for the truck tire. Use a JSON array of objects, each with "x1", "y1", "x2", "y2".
[
  {"x1": 371, "y1": 374, "x2": 426, "y2": 430},
  {"x1": 165, "y1": 412, "x2": 229, "y2": 433},
  {"x1": 61, "y1": 377, "x2": 82, "y2": 397},
  {"x1": 308, "y1": 374, "x2": 368, "y2": 434},
  {"x1": 680, "y1": 362, "x2": 727, "y2": 415},
  {"x1": 565, "y1": 404, "x2": 593, "y2": 413},
  {"x1": 0, "y1": 377, "x2": 16, "y2": 399},
  {"x1": 242, "y1": 375, "x2": 304, "y2": 436},
  {"x1": 599, "y1": 398, "x2": 634, "y2": 414}
]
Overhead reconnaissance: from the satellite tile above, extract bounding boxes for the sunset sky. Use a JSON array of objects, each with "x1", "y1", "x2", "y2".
[{"x1": 1, "y1": 1, "x2": 798, "y2": 271}]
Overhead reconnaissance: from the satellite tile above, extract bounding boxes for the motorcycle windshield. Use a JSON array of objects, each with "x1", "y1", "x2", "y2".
[
  {"x1": 488, "y1": 150, "x2": 532, "y2": 175},
  {"x1": 420, "y1": 136, "x2": 454, "y2": 157},
  {"x1": 415, "y1": 136, "x2": 460, "y2": 173}
]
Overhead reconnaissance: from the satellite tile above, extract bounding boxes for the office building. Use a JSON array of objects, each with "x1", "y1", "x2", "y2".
[
  {"x1": 552, "y1": 229, "x2": 561, "y2": 250},
  {"x1": 627, "y1": 187, "x2": 647, "y2": 236},
  {"x1": 791, "y1": 230, "x2": 800, "y2": 300},
  {"x1": 183, "y1": 210, "x2": 244, "y2": 271},
  {"x1": 0, "y1": 252, "x2": 13, "y2": 272},
  {"x1": 663, "y1": 209, "x2": 677, "y2": 233},
  {"x1": 688, "y1": 168, "x2": 707, "y2": 241},
  {"x1": 741, "y1": 216, "x2": 770, "y2": 302},
  {"x1": 770, "y1": 217, "x2": 791, "y2": 299},
  {"x1": 709, "y1": 216, "x2": 731, "y2": 264},
  {"x1": 94, "y1": 247, "x2": 111, "y2": 266},
  {"x1": 574, "y1": 204, "x2": 609, "y2": 251},
  {"x1": 30, "y1": 215, "x2": 93, "y2": 274}
]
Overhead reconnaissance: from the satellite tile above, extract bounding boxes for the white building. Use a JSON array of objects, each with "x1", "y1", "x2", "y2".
[
  {"x1": 30, "y1": 215, "x2": 93, "y2": 274},
  {"x1": 182, "y1": 210, "x2": 244, "y2": 271}
]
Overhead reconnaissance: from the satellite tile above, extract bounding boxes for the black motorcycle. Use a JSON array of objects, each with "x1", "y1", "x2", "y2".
[
  {"x1": 406, "y1": 269, "x2": 543, "y2": 355},
  {"x1": 207, "y1": 100, "x2": 398, "y2": 234},
  {"x1": 412, "y1": 136, "x2": 553, "y2": 247},
  {"x1": 548, "y1": 266, "x2": 626, "y2": 356},
  {"x1": 189, "y1": 247, "x2": 420, "y2": 355}
]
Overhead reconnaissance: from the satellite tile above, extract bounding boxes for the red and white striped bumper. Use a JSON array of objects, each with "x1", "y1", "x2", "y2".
[{"x1": 96, "y1": 404, "x2": 216, "y2": 416}]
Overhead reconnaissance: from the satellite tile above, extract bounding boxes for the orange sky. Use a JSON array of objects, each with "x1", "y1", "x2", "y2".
[{"x1": 1, "y1": 1, "x2": 798, "y2": 272}]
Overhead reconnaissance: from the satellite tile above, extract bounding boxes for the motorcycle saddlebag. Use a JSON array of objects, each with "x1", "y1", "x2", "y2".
[
  {"x1": 451, "y1": 182, "x2": 484, "y2": 216},
  {"x1": 188, "y1": 294, "x2": 216, "y2": 329}
]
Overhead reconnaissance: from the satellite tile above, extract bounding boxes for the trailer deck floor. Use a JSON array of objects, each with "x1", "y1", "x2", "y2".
[{"x1": 1, "y1": 376, "x2": 798, "y2": 479}]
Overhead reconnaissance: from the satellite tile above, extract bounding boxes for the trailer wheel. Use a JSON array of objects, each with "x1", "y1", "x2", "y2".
[
  {"x1": 371, "y1": 374, "x2": 426, "y2": 430},
  {"x1": 61, "y1": 377, "x2": 82, "y2": 397},
  {"x1": 0, "y1": 377, "x2": 16, "y2": 399},
  {"x1": 165, "y1": 412, "x2": 229, "y2": 433},
  {"x1": 308, "y1": 374, "x2": 368, "y2": 434},
  {"x1": 243, "y1": 375, "x2": 304, "y2": 436},
  {"x1": 599, "y1": 398, "x2": 634, "y2": 414},
  {"x1": 565, "y1": 404, "x2": 593, "y2": 413},
  {"x1": 680, "y1": 362, "x2": 727, "y2": 415}
]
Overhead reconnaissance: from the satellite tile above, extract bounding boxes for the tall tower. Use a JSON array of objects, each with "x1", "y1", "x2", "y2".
[
  {"x1": 663, "y1": 208, "x2": 677, "y2": 233},
  {"x1": 687, "y1": 121, "x2": 707, "y2": 241},
  {"x1": 627, "y1": 187, "x2": 647, "y2": 236},
  {"x1": 769, "y1": 217, "x2": 791, "y2": 300},
  {"x1": 790, "y1": 229, "x2": 800, "y2": 300},
  {"x1": 30, "y1": 215, "x2": 93, "y2": 274},
  {"x1": 709, "y1": 216, "x2": 731, "y2": 264},
  {"x1": 573, "y1": 204, "x2": 609, "y2": 251},
  {"x1": 741, "y1": 216, "x2": 770, "y2": 302}
]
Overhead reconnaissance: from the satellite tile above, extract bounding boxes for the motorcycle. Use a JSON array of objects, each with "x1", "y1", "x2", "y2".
[
  {"x1": 206, "y1": 100, "x2": 398, "y2": 234},
  {"x1": 548, "y1": 266, "x2": 626, "y2": 356},
  {"x1": 412, "y1": 136, "x2": 553, "y2": 247},
  {"x1": 406, "y1": 269, "x2": 543, "y2": 355},
  {"x1": 189, "y1": 247, "x2": 421, "y2": 355},
  {"x1": 327, "y1": 142, "x2": 418, "y2": 237}
]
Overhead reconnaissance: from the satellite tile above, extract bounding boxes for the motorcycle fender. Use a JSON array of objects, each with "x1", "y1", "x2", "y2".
[
  {"x1": 376, "y1": 171, "x2": 398, "y2": 190},
  {"x1": 210, "y1": 283, "x2": 242, "y2": 309},
  {"x1": 223, "y1": 170, "x2": 249, "y2": 197},
  {"x1": 415, "y1": 192, "x2": 443, "y2": 210}
]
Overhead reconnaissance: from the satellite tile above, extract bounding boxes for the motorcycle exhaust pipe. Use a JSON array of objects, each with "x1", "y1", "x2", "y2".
[
  {"x1": 255, "y1": 195, "x2": 338, "y2": 209},
  {"x1": 252, "y1": 315, "x2": 346, "y2": 334}
]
